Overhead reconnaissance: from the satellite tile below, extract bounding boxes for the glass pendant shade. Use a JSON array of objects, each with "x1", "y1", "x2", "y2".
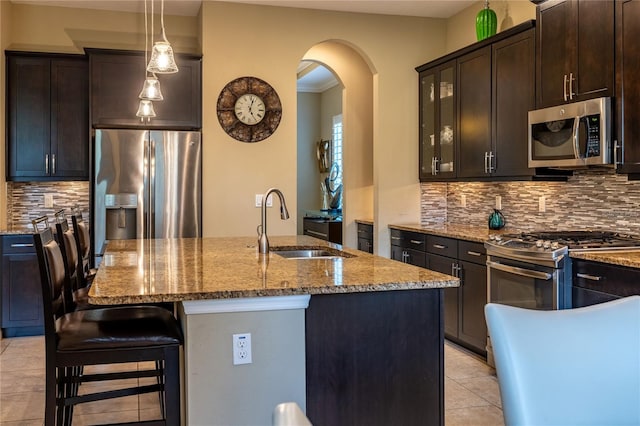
[
  {"x1": 136, "y1": 100, "x2": 156, "y2": 121},
  {"x1": 147, "y1": 41, "x2": 179, "y2": 74},
  {"x1": 139, "y1": 76, "x2": 164, "y2": 101}
]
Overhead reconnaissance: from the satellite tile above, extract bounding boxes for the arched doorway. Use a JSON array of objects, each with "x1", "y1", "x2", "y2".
[{"x1": 297, "y1": 40, "x2": 374, "y2": 250}]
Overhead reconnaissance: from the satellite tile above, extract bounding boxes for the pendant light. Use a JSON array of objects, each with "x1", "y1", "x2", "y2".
[
  {"x1": 147, "y1": 0, "x2": 179, "y2": 74},
  {"x1": 139, "y1": 0, "x2": 163, "y2": 101},
  {"x1": 136, "y1": 99, "x2": 157, "y2": 122},
  {"x1": 137, "y1": 0, "x2": 161, "y2": 121}
]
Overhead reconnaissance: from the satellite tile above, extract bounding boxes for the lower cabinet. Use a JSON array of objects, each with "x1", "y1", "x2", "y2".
[
  {"x1": 303, "y1": 218, "x2": 342, "y2": 244},
  {"x1": 390, "y1": 229, "x2": 427, "y2": 267},
  {"x1": 390, "y1": 228, "x2": 487, "y2": 356},
  {"x1": 356, "y1": 222, "x2": 374, "y2": 253},
  {"x1": 571, "y1": 258, "x2": 640, "y2": 308},
  {"x1": 1, "y1": 235, "x2": 43, "y2": 337}
]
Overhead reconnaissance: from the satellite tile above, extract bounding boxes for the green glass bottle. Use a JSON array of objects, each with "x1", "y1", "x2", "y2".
[{"x1": 476, "y1": 1, "x2": 497, "y2": 41}]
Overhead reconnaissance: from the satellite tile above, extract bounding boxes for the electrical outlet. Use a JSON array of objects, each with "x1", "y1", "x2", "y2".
[
  {"x1": 255, "y1": 194, "x2": 273, "y2": 207},
  {"x1": 539, "y1": 196, "x2": 546, "y2": 213},
  {"x1": 495, "y1": 195, "x2": 502, "y2": 210},
  {"x1": 460, "y1": 194, "x2": 466, "y2": 208},
  {"x1": 44, "y1": 194, "x2": 54, "y2": 208},
  {"x1": 232, "y1": 333, "x2": 252, "y2": 365}
]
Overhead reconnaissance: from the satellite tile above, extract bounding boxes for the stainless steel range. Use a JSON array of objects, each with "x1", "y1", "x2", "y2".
[{"x1": 484, "y1": 230, "x2": 640, "y2": 365}]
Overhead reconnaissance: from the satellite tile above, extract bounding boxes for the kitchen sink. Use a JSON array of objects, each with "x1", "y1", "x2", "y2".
[{"x1": 271, "y1": 246, "x2": 355, "y2": 260}]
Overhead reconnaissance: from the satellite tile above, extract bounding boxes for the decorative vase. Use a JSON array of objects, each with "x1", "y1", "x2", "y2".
[
  {"x1": 476, "y1": 1, "x2": 497, "y2": 41},
  {"x1": 488, "y1": 209, "x2": 505, "y2": 230}
]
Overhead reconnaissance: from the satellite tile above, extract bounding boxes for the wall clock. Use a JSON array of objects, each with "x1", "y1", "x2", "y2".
[{"x1": 216, "y1": 76, "x2": 282, "y2": 143}]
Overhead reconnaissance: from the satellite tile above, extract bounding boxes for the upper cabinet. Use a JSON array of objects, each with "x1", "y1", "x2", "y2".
[
  {"x1": 88, "y1": 49, "x2": 202, "y2": 129},
  {"x1": 457, "y1": 30, "x2": 536, "y2": 179},
  {"x1": 615, "y1": 0, "x2": 640, "y2": 175},
  {"x1": 6, "y1": 52, "x2": 89, "y2": 181},
  {"x1": 536, "y1": 0, "x2": 614, "y2": 108},
  {"x1": 419, "y1": 60, "x2": 456, "y2": 180},
  {"x1": 417, "y1": 22, "x2": 537, "y2": 182}
]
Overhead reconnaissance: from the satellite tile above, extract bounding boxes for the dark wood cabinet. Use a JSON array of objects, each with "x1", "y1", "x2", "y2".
[
  {"x1": 303, "y1": 217, "x2": 342, "y2": 244},
  {"x1": 88, "y1": 49, "x2": 202, "y2": 129},
  {"x1": 390, "y1": 229, "x2": 427, "y2": 267},
  {"x1": 419, "y1": 60, "x2": 456, "y2": 180},
  {"x1": 306, "y1": 290, "x2": 444, "y2": 426},
  {"x1": 356, "y1": 222, "x2": 373, "y2": 253},
  {"x1": 1, "y1": 235, "x2": 43, "y2": 337},
  {"x1": 457, "y1": 29, "x2": 535, "y2": 179},
  {"x1": 7, "y1": 52, "x2": 89, "y2": 181},
  {"x1": 457, "y1": 47, "x2": 492, "y2": 178},
  {"x1": 571, "y1": 258, "x2": 640, "y2": 308},
  {"x1": 417, "y1": 21, "x2": 538, "y2": 181},
  {"x1": 492, "y1": 29, "x2": 536, "y2": 178},
  {"x1": 536, "y1": 0, "x2": 614, "y2": 108},
  {"x1": 615, "y1": 0, "x2": 640, "y2": 175},
  {"x1": 390, "y1": 229, "x2": 487, "y2": 355}
]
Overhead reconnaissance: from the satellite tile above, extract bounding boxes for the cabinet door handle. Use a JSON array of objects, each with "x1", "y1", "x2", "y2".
[
  {"x1": 45, "y1": 154, "x2": 49, "y2": 174},
  {"x1": 466, "y1": 250, "x2": 482, "y2": 257},
  {"x1": 614, "y1": 140, "x2": 622, "y2": 166},
  {"x1": 488, "y1": 151, "x2": 495, "y2": 173},
  {"x1": 306, "y1": 230, "x2": 328, "y2": 238},
  {"x1": 576, "y1": 273, "x2": 602, "y2": 281},
  {"x1": 10, "y1": 243, "x2": 33, "y2": 248},
  {"x1": 409, "y1": 239, "x2": 423, "y2": 245},
  {"x1": 563, "y1": 74, "x2": 568, "y2": 102},
  {"x1": 569, "y1": 72, "x2": 575, "y2": 99},
  {"x1": 433, "y1": 244, "x2": 446, "y2": 250},
  {"x1": 433, "y1": 157, "x2": 439, "y2": 175},
  {"x1": 484, "y1": 152, "x2": 489, "y2": 174},
  {"x1": 52, "y1": 154, "x2": 56, "y2": 175},
  {"x1": 391, "y1": 236, "x2": 401, "y2": 241}
]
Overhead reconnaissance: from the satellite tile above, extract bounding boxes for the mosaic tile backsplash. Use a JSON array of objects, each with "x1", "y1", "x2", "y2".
[
  {"x1": 7, "y1": 181, "x2": 90, "y2": 231},
  {"x1": 421, "y1": 169, "x2": 640, "y2": 234}
]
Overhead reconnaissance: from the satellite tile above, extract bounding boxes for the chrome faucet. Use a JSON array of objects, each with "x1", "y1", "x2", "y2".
[{"x1": 258, "y1": 188, "x2": 290, "y2": 254}]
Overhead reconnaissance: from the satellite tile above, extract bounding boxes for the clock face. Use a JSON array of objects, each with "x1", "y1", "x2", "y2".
[
  {"x1": 217, "y1": 77, "x2": 282, "y2": 143},
  {"x1": 234, "y1": 94, "x2": 266, "y2": 125}
]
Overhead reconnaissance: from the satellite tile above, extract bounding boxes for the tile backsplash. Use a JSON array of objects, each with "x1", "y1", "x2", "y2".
[
  {"x1": 7, "y1": 181, "x2": 90, "y2": 231},
  {"x1": 421, "y1": 169, "x2": 640, "y2": 234}
]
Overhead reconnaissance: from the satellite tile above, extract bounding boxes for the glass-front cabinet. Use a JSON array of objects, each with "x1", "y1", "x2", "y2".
[{"x1": 419, "y1": 60, "x2": 456, "y2": 181}]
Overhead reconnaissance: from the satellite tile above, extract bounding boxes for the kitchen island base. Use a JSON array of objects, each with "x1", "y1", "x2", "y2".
[
  {"x1": 306, "y1": 289, "x2": 444, "y2": 426},
  {"x1": 178, "y1": 296, "x2": 309, "y2": 426}
]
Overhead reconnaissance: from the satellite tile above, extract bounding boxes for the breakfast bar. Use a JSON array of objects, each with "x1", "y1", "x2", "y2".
[{"x1": 89, "y1": 236, "x2": 459, "y2": 426}]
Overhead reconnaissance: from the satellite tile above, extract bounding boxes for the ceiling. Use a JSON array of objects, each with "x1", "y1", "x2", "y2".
[
  {"x1": 11, "y1": 0, "x2": 478, "y2": 91},
  {"x1": 11, "y1": 0, "x2": 477, "y2": 19}
]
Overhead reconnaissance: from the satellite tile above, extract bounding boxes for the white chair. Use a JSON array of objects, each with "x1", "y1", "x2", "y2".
[
  {"x1": 485, "y1": 296, "x2": 640, "y2": 426},
  {"x1": 273, "y1": 402, "x2": 312, "y2": 426}
]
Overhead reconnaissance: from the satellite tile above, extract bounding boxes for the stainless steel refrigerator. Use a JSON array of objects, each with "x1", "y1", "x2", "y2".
[{"x1": 93, "y1": 129, "x2": 202, "y2": 260}]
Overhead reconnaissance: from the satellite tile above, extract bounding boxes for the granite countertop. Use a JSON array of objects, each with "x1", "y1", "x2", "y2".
[
  {"x1": 0, "y1": 228, "x2": 33, "y2": 235},
  {"x1": 570, "y1": 250, "x2": 640, "y2": 268},
  {"x1": 89, "y1": 235, "x2": 459, "y2": 305},
  {"x1": 389, "y1": 223, "x2": 510, "y2": 243},
  {"x1": 355, "y1": 219, "x2": 374, "y2": 226}
]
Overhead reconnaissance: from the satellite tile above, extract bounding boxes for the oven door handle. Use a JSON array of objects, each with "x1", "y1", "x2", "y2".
[{"x1": 487, "y1": 260, "x2": 552, "y2": 281}]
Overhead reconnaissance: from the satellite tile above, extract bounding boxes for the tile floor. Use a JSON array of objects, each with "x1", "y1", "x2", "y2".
[{"x1": 0, "y1": 336, "x2": 503, "y2": 425}]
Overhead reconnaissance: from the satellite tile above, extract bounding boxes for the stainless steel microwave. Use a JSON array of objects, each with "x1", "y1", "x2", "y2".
[{"x1": 528, "y1": 97, "x2": 612, "y2": 168}]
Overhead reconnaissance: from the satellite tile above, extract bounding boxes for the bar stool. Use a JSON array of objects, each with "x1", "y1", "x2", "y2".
[
  {"x1": 69, "y1": 208, "x2": 96, "y2": 289},
  {"x1": 33, "y1": 216, "x2": 183, "y2": 426}
]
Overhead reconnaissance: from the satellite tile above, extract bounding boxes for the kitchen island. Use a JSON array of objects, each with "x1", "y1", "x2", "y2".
[{"x1": 89, "y1": 236, "x2": 458, "y2": 426}]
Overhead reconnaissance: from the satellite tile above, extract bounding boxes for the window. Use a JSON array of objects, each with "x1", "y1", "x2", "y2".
[{"x1": 331, "y1": 114, "x2": 343, "y2": 190}]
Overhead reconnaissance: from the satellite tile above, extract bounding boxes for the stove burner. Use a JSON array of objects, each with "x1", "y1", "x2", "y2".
[{"x1": 511, "y1": 230, "x2": 640, "y2": 250}]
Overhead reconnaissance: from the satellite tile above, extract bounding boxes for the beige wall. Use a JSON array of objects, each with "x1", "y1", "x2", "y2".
[
  {"x1": 7, "y1": 3, "x2": 199, "y2": 53},
  {"x1": 296, "y1": 91, "x2": 321, "y2": 234},
  {"x1": 202, "y1": 1, "x2": 446, "y2": 255},
  {"x1": 446, "y1": 0, "x2": 536, "y2": 53}
]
